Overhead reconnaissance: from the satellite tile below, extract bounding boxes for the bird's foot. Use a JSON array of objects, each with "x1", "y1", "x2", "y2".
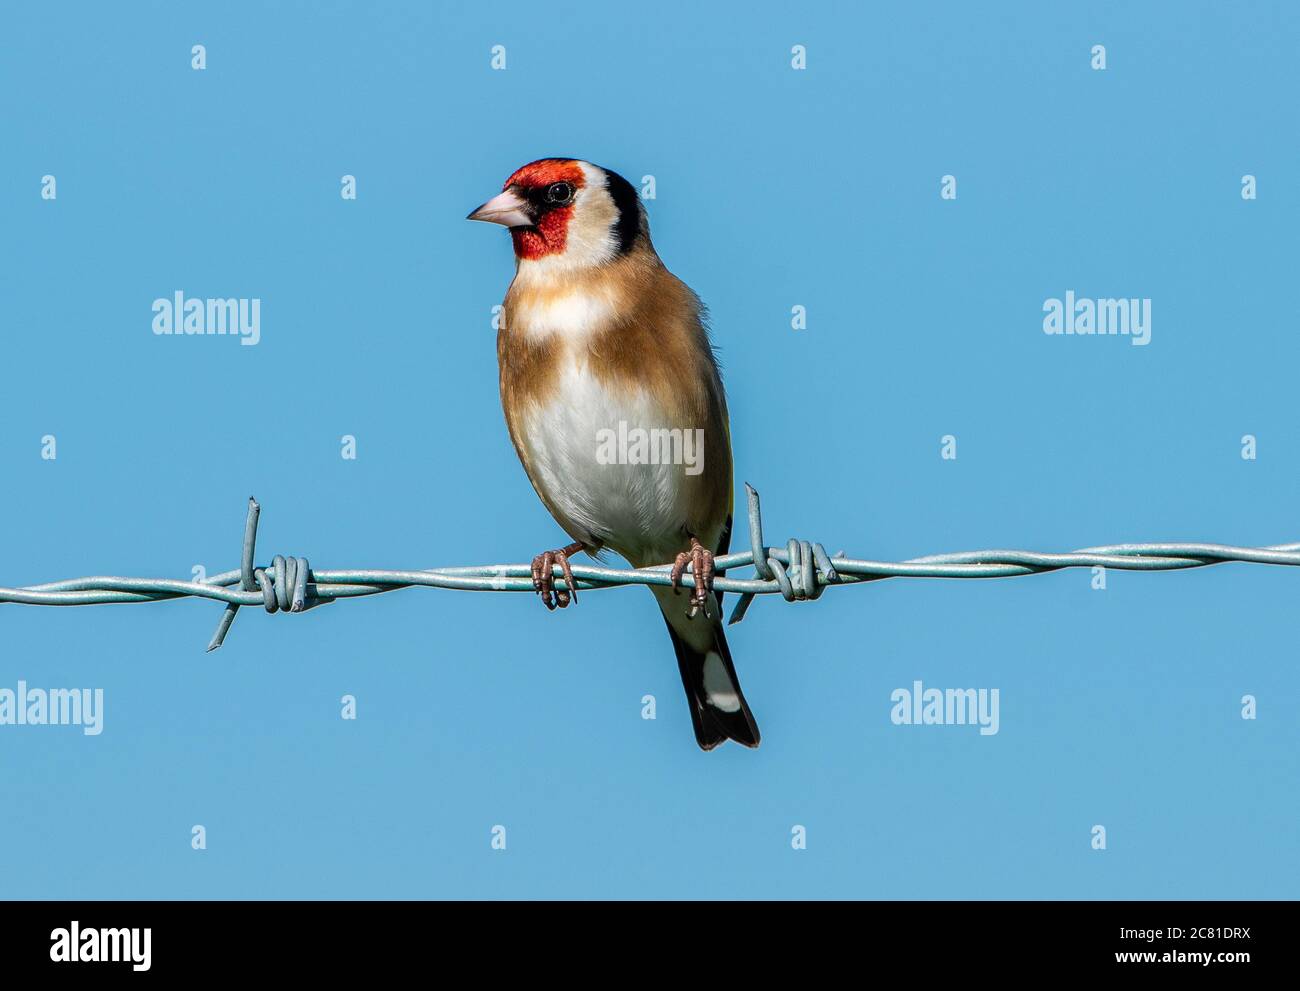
[
  {"x1": 531, "y1": 541, "x2": 584, "y2": 610},
  {"x1": 670, "y1": 537, "x2": 715, "y2": 619}
]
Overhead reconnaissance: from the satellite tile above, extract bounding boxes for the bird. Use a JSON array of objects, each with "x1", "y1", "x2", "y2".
[{"x1": 468, "y1": 157, "x2": 760, "y2": 751}]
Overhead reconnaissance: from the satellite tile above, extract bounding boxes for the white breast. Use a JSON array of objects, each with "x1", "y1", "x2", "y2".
[
  {"x1": 518, "y1": 356, "x2": 693, "y2": 565},
  {"x1": 507, "y1": 277, "x2": 619, "y2": 343}
]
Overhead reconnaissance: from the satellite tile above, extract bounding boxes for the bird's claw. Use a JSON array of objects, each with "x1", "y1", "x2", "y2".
[
  {"x1": 670, "y1": 537, "x2": 715, "y2": 619},
  {"x1": 531, "y1": 544, "x2": 580, "y2": 610}
]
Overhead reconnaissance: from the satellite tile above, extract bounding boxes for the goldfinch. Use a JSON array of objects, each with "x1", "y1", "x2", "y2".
[{"x1": 468, "y1": 158, "x2": 760, "y2": 750}]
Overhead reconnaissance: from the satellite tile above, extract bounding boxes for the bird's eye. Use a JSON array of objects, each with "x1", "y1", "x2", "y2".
[{"x1": 545, "y1": 182, "x2": 574, "y2": 205}]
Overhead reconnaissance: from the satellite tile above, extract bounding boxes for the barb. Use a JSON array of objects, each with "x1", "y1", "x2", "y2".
[{"x1": 3, "y1": 484, "x2": 1298, "y2": 649}]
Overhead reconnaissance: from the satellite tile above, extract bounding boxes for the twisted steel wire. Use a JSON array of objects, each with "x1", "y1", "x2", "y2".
[{"x1": 2, "y1": 485, "x2": 1296, "y2": 650}]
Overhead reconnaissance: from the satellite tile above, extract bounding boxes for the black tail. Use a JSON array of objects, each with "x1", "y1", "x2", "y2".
[{"x1": 663, "y1": 618, "x2": 761, "y2": 751}]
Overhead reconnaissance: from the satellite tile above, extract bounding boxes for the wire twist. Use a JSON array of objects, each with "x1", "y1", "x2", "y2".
[{"x1": 3, "y1": 485, "x2": 1299, "y2": 651}]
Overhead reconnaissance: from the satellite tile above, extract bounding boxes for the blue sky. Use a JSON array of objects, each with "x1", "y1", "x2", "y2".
[{"x1": 1, "y1": 0, "x2": 1297, "y2": 898}]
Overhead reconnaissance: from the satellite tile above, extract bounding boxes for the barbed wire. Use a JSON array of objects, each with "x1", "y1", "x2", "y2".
[{"x1": 3, "y1": 484, "x2": 1297, "y2": 651}]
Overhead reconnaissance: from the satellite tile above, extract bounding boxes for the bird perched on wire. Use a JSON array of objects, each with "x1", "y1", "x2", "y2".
[{"x1": 468, "y1": 158, "x2": 760, "y2": 751}]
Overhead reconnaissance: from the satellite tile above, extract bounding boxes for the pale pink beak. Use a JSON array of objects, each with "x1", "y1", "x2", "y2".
[{"x1": 467, "y1": 187, "x2": 534, "y2": 228}]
